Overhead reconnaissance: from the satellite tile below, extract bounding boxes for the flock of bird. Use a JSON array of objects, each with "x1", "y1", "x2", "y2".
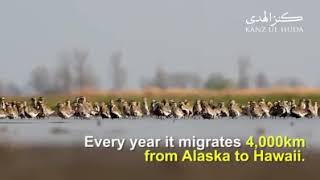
[{"x1": 0, "y1": 96, "x2": 318, "y2": 119}]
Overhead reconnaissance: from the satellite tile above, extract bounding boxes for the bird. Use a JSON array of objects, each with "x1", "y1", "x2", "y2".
[
  {"x1": 77, "y1": 103, "x2": 91, "y2": 119},
  {"x1": 122, "y1": 101, "x2": 131, "y2": 117},
  {"x1": 130, "y1": 101, "x2": 143, "y2": 118},
  {"x1": 208, "y1": 99, "x2": 217, "y2": 109},
  {"x1": 170, "y1": 102, "x2": 184, "y2": 119},
  {"x1": 24, "y1": 100, "x2": 39, "y2": 118},
  {"x1": 258, "y1": 98, "x2": 270, "y2": 118},
  {"x1": 249, "y1": 101, "x2": 264, "y2": 118},
  {"x1": 100, "y1": 102, "x2": 111, "y2": 119},
  {"x1": 0, "y1": 97, "x2": 6, "y2": 110},
  {"x1": 91, "y1": 102, "x2": 101, "y2": 116},
  {"x1": 30, "y1": 97, "x2": 39, "y2": 110},
  {"x1": 241, "y1": 102, "x2": 251, "y2": 116},
  {"x1": 6, "y1": 103, "x2": 18, "y2": 119},
  {"x1": 141, "y1": 97, "x2": 150, "y2": 116},
  {"x1": 305, "y1": 99, "x2": 317, "y2": 118},
  {"x1": 193, "y1": 99, "x2": 202, "y2": 116},
  {"x1": 228, "y1": 100, "x2": 241, "y2": 119},
  {"x1": 0, "y1": 96, "x2": 320, "y2": 120},
  {"x1": 0, "y1": 106, "x2": 7, "y2": 119},
  {"x1": 74, "y1": 96, "x2": 92, "y2": 119},
  {"x1": 56, "y1": 100, "x2": 75, "y2": 119},
  {"x1": 270, "y1": 101, "x2": 287, "y2": 118},
  {"x1": 150, "y1": 99, "x2": 160, "y2": 116},
  {"x1": 218, "y1": 102, "x2": 229, "y2": 117},
  {"x1": 180, "y1": 100, "x2": 193, "y2": 117},
  {"x1": 160, "y1": 99, "x2": 172, "y2": 117},
  {"x1": 16, "y1": 102, "x2": 26, "y2": 118},
  {"x1": 201, "y1": 100, "x2": 218, "y2": 119},
  {"x1": 37, "y1": 97, "x2": 55, "y2": 118},
  {"x1": 291, "y1": 99, "x2": 308, "y2": 118},
  {"x1": 110, "y1": 99, "x2": 122, "y2": 119}
]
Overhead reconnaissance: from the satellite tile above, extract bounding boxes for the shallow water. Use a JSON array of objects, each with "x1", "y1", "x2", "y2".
[{"x1": 0, "y1": 118, "x2": 319, "y2": 149}]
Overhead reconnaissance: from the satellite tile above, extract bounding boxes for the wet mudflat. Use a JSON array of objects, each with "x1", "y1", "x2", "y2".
[
  {"x1": 0, "y1": 146, "x2": 318, "y2": 180},
  {"x1": 0, "y1": 118, "x2": 319, "y2": 180},
  {"x1": 0, "y1": 118, "x2": 319, "y2": 148}
]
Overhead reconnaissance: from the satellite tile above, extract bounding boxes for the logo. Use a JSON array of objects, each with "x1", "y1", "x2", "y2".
[{"x1": 245, "y1": 11, "x2": 304, "y2": 33}]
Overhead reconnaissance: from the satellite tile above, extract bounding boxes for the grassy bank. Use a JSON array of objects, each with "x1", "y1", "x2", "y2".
[{"x1": 5, "y1": 87, "x2": 320, "y2": 107}]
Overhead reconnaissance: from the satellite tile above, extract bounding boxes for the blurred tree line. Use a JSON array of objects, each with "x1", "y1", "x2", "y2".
[
  {"x1": 29, "y1": 49, "x2": 98, "y2": 94},
  {"x1": 140, "y1": 56, "x2": 303, "y2": 90},
  {"x1": 140, "y1": 66, "x2": 202, "y2": 89},
  {"x1": 0, "y1": 81, "x2": 21, "y2": 96},
  {"x1": 140, "y1": 67, "x2": 235, "y2": 90},
  {"x1": 28, "y1": 49, "x2": 129, "y2": 94},
  {"x1": 0, "y1": 53, "x2": 306, "y2": 96}
]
